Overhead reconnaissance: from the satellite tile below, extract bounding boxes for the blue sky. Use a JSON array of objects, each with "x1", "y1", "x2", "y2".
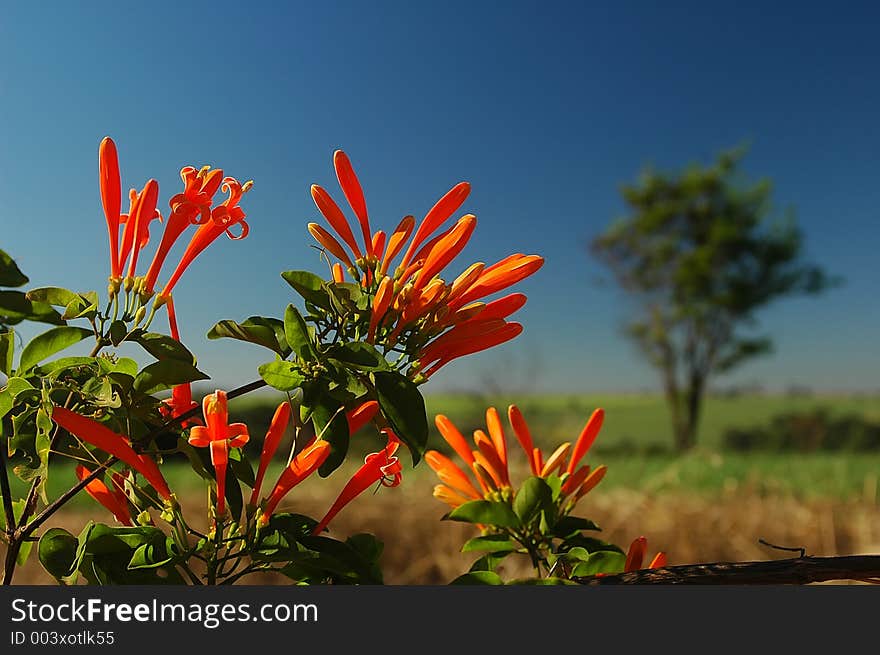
[{"x1": 1, "y1": 1, "x2": 877, "y2": 393}]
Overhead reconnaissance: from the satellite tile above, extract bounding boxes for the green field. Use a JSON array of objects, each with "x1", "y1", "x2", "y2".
[
  {"x1": 7, "y1": 393, "x2": 880, "y2": 506},
  {"x1": 422, "y1": 392, "x2": 880, "y2": 452}
]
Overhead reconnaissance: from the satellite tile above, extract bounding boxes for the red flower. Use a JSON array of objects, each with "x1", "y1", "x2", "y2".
[
  {"x1": 187, "y1": 390, "x2": 249, "y2": 516},
  {"x1": 261, "y1": 440, "x2": 332, "y2": 523},
  {"x1": 250, "y1": 401, "x2": 292, "y2": 507},
  {"x1": 76, "y1": 465, "x2": 133, "y2": 526},
  {"x1": 158, "y1": 177, "x2": 252, "y2": 300},
  {"x1": 624, "y1": 536, "x2": 667, "y2": 572},
  {"x1": 312, "y1": 430, "x2": 402, "y2": 535},
  {"x1": 158, "y1": 297, "x2": 201, "y2": 426},
  {"x1": 143, "y1": 166, "x2": 223, "y2": 294},
  {"x1": 51, "y1": 406, "x2": 171, "y2": 500}
]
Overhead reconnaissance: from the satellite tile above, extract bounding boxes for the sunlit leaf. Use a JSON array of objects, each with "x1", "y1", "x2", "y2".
[{"x1": 18, "y1": 326, "x2": 93, "y2": 372}]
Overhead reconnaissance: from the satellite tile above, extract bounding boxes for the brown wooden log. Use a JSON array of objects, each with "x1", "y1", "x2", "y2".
[{"x1": 575, "y1": 555, "x2": 880, "y2": 585}]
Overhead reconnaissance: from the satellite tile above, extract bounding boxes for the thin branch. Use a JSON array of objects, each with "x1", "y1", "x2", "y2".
[
  {"x1": 576, "y1": 555, "x2": 880, "y2": 585},
  {"x1": 0, "y1": 437, "x2": 17, "y2": 535},
  {"x1": 145, "y1": 378, "x2": 267, "y2": 441},
  {"x1": 18, "y1": 462, "x2": 110, "y2": 539}
]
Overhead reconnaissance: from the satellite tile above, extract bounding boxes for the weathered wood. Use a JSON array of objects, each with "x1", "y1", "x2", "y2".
[{"x1": 576, "y1": 555, "x2": 880, "y2": 585}]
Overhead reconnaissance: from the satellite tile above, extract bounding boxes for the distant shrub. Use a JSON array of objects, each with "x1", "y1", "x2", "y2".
[{"x1": 722, "y1": 410, "x2": 880, "y2": 452}]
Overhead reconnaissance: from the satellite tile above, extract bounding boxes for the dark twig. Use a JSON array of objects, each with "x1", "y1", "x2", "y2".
[
  {"x1": 758, "y1": 538, "x2": 806, "y2": 559},
  {"x1": 576, "y1": 555, "x2": 880, "y2": 585}
]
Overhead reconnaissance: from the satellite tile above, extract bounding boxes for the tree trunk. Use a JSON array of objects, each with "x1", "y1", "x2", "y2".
[
  {"x1": 678, "y1": 371, "x2": 705, "y2": 451},
  {"x1": 661, "y1": 368, "x2": 689, "y2": 452}
]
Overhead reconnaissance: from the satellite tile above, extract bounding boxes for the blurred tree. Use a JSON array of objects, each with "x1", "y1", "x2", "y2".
[{"x1": 591, "y1": 147, "x2": 836, "y2": 451}]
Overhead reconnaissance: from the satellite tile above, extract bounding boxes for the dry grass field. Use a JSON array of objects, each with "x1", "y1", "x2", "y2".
[{"x1": 6, "y1": 470, "x2": 880, "y2": 585}]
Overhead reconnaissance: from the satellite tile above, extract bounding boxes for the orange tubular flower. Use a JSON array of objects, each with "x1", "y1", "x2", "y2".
[
  {"x1": 261, "y1": 440, "x2": 332, "y2": 523},
  {"x1": 540, "y1": 442, "x2": 571, "y2": 478},
  {"x1": 624, "y1": 536, "x2": 667, "y2": 572},
  {"x1": 187, "y1": 390, "x2": 249, "y2": 516},
  {"x1": 311, "y1": 183, "x2": 362, "y2": 261},
  {"x1": 429, "y1": 405, "x2": 610, "y2": 511},
  {"x1": 308, "y1": 222, "x2": 355, "y2": 268},
  {"x1": 412, "y1": 215, "x2": 477, "y2": 291},
  {"x1": 334, "y1": 150, "x2": 373, "y2": 259},
  {"x1": 312, "y1": 431, "x2": 403, "y2": 535},
  {"x1": 99, "y1": 137, "x2": 123, "y2": 280},
  {"x1": 378, "y1": 215, "x2": 414, "y2": 277},
  {"x1": 367, "y1": 276, "x2": 394, "y2": 343},
  {"x1": 568, "y1": 409, "x2": 604, "y2": 475},
  {"x1": 433, "y1": 484, "x2": 473, "y2": 509},
  {"x1": 420, "y1": 322, "x2": 523, "y2": 378},
  {"x1": 346, "y1": 399, "x2": 379, "y2": 435},
  {"x1": 121, "y1": 179, "x2": 161, "y2": 281},
  {"x1": 332, "y1": 262, "x2": 346, "y2": 283},
  {"x1": 307, "y1": 149, "x2": 542, "y2": 379},
  {"x1": 158, "y1": 177, "x2": 252, "y2": 299},
  {"x1": 76, "y1": 465, "x2": 132, "y2": 526},
  {"x1": 425, "y1": 451, "x2": 482, "y2": 500},
  {"x1": 507, "y1": 405, "x2": 538, "y2": 476},
  {"x1": 250, "y1": 401, "x2": 292, "y2": 507},
  {"x1": 574, "y1": 465, "x2": 607, "y2": 501},
  {"x1": 158, "y1": 297, "x2": 200, "y2": 426},
  {"x1": 51, "y1": 406, "x2": 171, "y2": 500},
  {"x1": 446, "y1": 254, "x2": 545, "y2": 312},
  {"x1": 143, "y1": 166, "x2": 223, "y2": 294},
  {"x1": 399, "y1": 181, "x2": 471, "y2": 271}
]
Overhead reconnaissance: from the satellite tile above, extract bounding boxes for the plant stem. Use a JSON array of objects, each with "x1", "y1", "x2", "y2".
[{"x1": 0, "y1": 437, "x2": 17, "y2": 536}]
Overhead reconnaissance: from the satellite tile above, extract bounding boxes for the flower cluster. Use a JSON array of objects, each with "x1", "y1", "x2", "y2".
[
  {"x1": 308, "y1": 151, "x2": 543, "y2": 380},
  {"x1": 97, "y1": 136, "x2": 252, "y2": 316},
  {"x1": 427, "y1": 405, "x2": 607, "y2": 509}
]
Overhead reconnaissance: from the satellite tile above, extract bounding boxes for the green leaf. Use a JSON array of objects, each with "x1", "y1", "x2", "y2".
[
  {"x1": 461, "y1": 535, "x2": 518, "y2": 553},
  {"x1": 99, "y1": 357, "x2": 139, "y2": 378},
  {"x1": 78, "y1": 523, "x2": 184, "y2": 584},
  {"x1": 35, "y1": 356, "x2": 98, "y2": 376},
  {"x1": 468, "y1": 552, "x2": 511, "y2": 572},
  {"x1": 258, "y1": 360, "x2": 306, "y2": 391},
  {"x1": 133, "y1": 332, "x2": 195, "y2": 362},
  {"x1": 513, "y1": 476, "x2": 554, "y2": 526},
  {"x1": 133, "y1": 360, "x2": 209, "y2": 394},
  {"x1": 108, "y1": 320, "x2": 127, "y2": 346},
  {"x1": 372, "y1": 370, "x2": 428, "y2": 465},
  {"x1": 207, "y1": 316, "x2": 288, "y2": 356},
  {"x1": 571, "y1": 550, "x2": 627, "y2": 577},
  {"x1": 553, "y1": 515, "x2": 602, "y2": 537},
  {"x1": 25, "y1": 286, "x2": 78, "y2": 307},
  {"x1": 281, "y1": 270, "x2": 333, "y2": 310},
  {"x1": 449, "y1": 571, "x2": 504, "y2": 585},
  {"x1": 560, "y1": 535, "x2": 624, "y2": 554},
  {"x1": 229, "y1": 448, "x2": 256, "y2": 488},
  {"x1": 345, "y1": 533, "x2": 384, "y2": 565},
  {"x1": 445, "y1": 500, "x2": 521, "y2": 528},
  {"x1": 328, "y1": 283, "x2": 365, "y2": 313},
  {"x1": 61, "y1": 293, "x2": 98, "y2": 321},
  {"x1": 0, "y1": 291, "x2": 63, "y2": 325},
  {"x1": 284, "y1": 304, "x2": 315, "y2": 361},
  {"x1": 18, "y1": 326, "x2": 92, "y2": 372},
  {"x1": 0, "y1": 249, "x2": 29, "y2": 287},
  {"x1": 223, "y1": 458, "x2": 244, "y2": 523},
  {"x1": 38, "y1": 528, "x2": 79, "y2": 582},
  {"x1": 329, "y1": 342, "x2": 390, "y2": 371},
  {"x1": 0, "y1": 330, "x2": 13, "y2": 376},
  {"x1": 312, "y1": 398, "x2": 350, "y2": 477}
]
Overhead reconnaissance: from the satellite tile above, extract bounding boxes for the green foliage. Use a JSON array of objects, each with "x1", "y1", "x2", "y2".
[
  {"x1": 373, "y1": 371, "x2": 428, "y2": 464},
  {"x1": 723, "y1": 410, "x2": 880, "y2": 452}
]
